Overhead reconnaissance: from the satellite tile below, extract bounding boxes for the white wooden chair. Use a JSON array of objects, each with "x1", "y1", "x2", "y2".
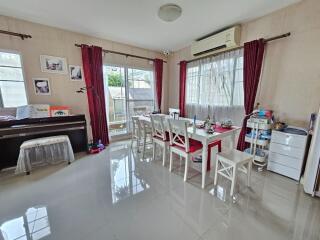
[
  {"x1": 168, "y1": 119, "x2": 203, "y2": 182},
  {"x1": 150, "y1": 115, "x2": 170, "y2": 166},
  {"x1": 131, "y1": 117, "x2": 152, "y2": 154},
  {"x1": 131, "y1": 116, "x2": 142, "y2": 152},
  {"x1": 214, "y1": 149, "x2": 253, "y2": 197},
  {"x1": 140, "y1": 119, "x2": 153, "y2": 158}
]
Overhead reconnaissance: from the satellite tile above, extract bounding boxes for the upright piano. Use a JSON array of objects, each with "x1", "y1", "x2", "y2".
[{"x1": 0, "y1": 115, "x2": 88, "y2": 170}]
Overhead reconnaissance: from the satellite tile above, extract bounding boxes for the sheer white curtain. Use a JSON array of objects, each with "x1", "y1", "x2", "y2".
[{"x1": 185, "y1": 49, "x2": 245, "y2": 126}]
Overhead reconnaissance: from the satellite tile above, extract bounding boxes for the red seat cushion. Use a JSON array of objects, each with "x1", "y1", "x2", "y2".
[{"x1": 172, "y1": 138, "x2": 203, "y2": 153}]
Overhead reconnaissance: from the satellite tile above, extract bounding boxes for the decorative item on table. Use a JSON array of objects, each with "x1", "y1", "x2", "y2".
[
  {"x1": 40, "y1": 55, "x2": 68, "y2": 74},
  {"x1": 204, "y1": 115, "x2": 211, "y2": 130},
  {"x1": 88, "y1": 139, "x2": 105, "y2": 154},
  {"x1": 169, "y1": 108, "x2": 180, "y2": 119},
  {"x1": 50, "y1": 106, "x2": 70, "y2": 117},
  {"x1": 173, "y1": 112, "x2": 179, "y2": 119},
  {"x1": 221, "y1": 119, "x2": 233, "y2": 129},
  {"x1": 16, "y1": 104, "x2": 50, "y2": 119},
  {"x1": 33, "y1": 78, "x2": 51, "y2": 95},
  {"x1": 211, "y1": 113, "x2": 217, "y2": 128}
]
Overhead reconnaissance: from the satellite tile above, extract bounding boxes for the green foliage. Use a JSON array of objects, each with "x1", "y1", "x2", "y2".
[{"x1": 108, "y1": 73, "x2": 124, "y2": 87}]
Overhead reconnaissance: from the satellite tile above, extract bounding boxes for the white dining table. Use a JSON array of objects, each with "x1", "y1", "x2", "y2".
[{"x1": 139, "y1": 115, "x2": 241, "y2": 189}]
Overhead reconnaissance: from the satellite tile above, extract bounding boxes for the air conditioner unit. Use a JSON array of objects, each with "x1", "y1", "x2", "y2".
[{"x1": 191, "y1": 26, "x2": 241, "y2": 56}]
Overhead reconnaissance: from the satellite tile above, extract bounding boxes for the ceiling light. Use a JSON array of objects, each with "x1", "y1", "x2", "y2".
[{"x1": 158, "y1": 4, "x2": 182, "y2": 22}]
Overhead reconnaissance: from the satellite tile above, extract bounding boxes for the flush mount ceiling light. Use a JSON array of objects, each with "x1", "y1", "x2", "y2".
[{"x1": 158, "y1": 4, "x2": 182, "y2": 22}]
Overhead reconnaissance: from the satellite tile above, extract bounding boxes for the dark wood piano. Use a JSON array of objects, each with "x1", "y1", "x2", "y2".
[{"x1": 0, "y1": 115, "x2": 88, "y2": 170}]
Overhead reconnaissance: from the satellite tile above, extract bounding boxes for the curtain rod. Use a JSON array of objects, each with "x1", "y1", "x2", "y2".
[
  {"x1": 0, "y1": 30, "x2": 32, "y2": 40},
  {"x1": 74, "y1": 44, "x2": 167, "y2": 63},
  {"x1": 181, "y1": 32, "x2": 291, "y2": 64}
]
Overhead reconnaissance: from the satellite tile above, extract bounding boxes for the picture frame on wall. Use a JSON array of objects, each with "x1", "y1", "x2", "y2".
[
  {"x1": 40, "y1": 55, "x2": 68, "y2": 74},
  {"x1": 69, "y1": 65, "x2": 83, "y2": 81},
  {"x1": 33, "y1": 78, "x2": 51, "y2": 95}
]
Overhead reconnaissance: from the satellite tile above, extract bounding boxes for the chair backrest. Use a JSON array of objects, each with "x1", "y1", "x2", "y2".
[
  {"x1": 169, "y1": 108, "x2": 180, "y2": 119},
  {"x1": 167, "y1": 119, "x2": 190, "y2": 152},
  {"x1": 132, "y1": 116, "x2": 142, "y2": 138},
  {"x1": 139, "y1": 119, "x2": 151, "y2": 134},
  {"x1": 150, "y1": 115, "x2": 166, "y2": 140}
]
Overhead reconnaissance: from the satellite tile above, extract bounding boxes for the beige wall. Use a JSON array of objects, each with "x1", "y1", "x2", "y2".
[
  {"x1": 0, "y1": 15, "x2": 168, "y2": 140},
  {"x1": 168, "y1": 0, "x2": 320, "y2": 127}
]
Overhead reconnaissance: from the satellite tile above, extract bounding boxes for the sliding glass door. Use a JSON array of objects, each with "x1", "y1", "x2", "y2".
[{"x1": 104, "y1": 65, "x2": 154, "y2": 137}]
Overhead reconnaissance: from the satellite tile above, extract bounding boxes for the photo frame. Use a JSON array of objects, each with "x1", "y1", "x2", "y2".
[
  {"x1": 33, "y1": 78, "x2": 51, "y2": 95},
  {"x1": 69, "y1": 65, "x2": 83, "y2": 81},
  {"x1": 40, "y1": 55, "x2": 68, "y2": 74}
]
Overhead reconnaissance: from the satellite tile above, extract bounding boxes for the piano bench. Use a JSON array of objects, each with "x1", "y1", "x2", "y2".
[{"x1": 16, "y1": 135, "x2": 75, "y2": 175}]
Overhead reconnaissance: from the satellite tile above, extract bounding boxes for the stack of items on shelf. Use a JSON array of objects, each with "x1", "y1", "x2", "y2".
[
  {"x1": 244, "y1": 109, "x2": 273, "y2": 170},
  {"x1": 16, "y1": 104, "x2": 70, "y2": 119}
]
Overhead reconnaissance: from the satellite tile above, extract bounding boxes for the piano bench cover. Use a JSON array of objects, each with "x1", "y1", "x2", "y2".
[{"x1": 15, "y1": 135, "x2": 75, "y2": 174}]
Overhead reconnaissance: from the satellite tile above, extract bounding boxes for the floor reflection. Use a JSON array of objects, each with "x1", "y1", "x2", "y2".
[
  {"x1": 0, "y1": 206, "x2": 50, "y2": 240},
  {"x1": 110, "y1": 144, "x2": 150, "y2": 204}
]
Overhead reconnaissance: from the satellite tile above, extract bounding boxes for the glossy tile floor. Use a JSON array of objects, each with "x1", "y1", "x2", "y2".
[{"x1": 0, "y1": 140, "x2": 319, "y2": 240}]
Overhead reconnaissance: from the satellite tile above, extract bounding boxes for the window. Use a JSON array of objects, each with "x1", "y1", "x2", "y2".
[
  {"x1": 127, "y1": 68, "x2": 155, "y2": 118},
  {"x1": 186, "y1": 49, "x2": 244, "y2": 107},
  {"x1": 0, "y1": 51, "x2": 28, "y2": 107},
  {"x1": 103, "y1": 65, "x2": 155, "y2": 137}
]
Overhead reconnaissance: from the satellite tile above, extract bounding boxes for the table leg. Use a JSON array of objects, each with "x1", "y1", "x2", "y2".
[
  {"x1": 230, "y1": 131, "x2": 236, "y2": 150},
  {"x1": 201, "y1": 141, "x2": 208, "y2": 189}
]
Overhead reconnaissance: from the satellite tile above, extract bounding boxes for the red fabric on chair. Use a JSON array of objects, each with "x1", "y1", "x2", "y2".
[
  {"x1": 172, "y1": 138, "x2": 203, "y2": 153},
  {"x1": 154, "y1": 59, "x2": 163, "y2": 112},
  {"x1": 207, "y1": 140, "x2": 222, "y2": 171},
  {"x1": 237, "y1": 39, "x2": 265, "y2": 151},
  {"x1": 81, "y1": 45, "x2": 109, "y2": 145},
  {"x1": 179, "y1": 61, "x2": 187, "y2": 117}
]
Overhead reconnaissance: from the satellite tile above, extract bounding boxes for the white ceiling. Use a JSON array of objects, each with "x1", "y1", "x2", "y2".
[{"x1": 0, "y1": 0, "x2": 300, "y2": 52}]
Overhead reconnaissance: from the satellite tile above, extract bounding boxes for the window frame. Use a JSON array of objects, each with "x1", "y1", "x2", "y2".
[
  {"x1": 185, "y1": 52, "x2": 244, "y2": 107},
  {"x1": 103, "y1": 64, "x2": 156, "y2": 137},
  {"x1": 0, "y1": 49, "x2": 28, "y2": 108}
]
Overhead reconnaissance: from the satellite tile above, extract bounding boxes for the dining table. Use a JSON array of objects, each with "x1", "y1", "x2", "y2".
[{"x1": 139, "y1": 115, "x2": 241, "y2": 189}]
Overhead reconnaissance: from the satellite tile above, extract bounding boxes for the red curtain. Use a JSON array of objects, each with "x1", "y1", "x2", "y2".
[
  {"x1": 154, "y1": 58, "x2": 163, "y2": 112},
  {"x1": 237, "y1": 39, "x2": 265, "y2": 151},
  {"x1": 81, "y1": 45, "x2": 109, "y2": 145},
  {"x1": 179, "y1": 61, "x2": 187, "y2": 117}
]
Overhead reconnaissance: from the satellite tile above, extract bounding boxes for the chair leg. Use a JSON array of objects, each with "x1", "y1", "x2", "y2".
[
  {"x1": 230, "y1": 166, "x2": 237, "y2": 197},
  {"x1": 214, "y1": 158, "x2": 219, "y2": 186},
  {"x1": 152, "y1": 141, "x2": 156, "y2": 161},
  {"x1": 162, "y1": 144, "x2": 167, "y2": 166},
  {"x1": 184, "y1": 154, "x2": 189, "y2": 182},
  {"x1": 142, "y1": 134, "x2": 147, "y2": 158},
  {"x1": 169, "y1": 150, "x2": 173, "y2": 172},
  {"x1": 247, "y1": 161, "x2": 252, "y2": 187},
  {"x1": 137, "y1": 138, "x2": 140, "y2": 153}
]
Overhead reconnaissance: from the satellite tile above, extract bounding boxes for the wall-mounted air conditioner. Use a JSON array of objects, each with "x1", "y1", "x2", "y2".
[{"x1": 191, "y1": 26, "x2": 241, "y2": 56}]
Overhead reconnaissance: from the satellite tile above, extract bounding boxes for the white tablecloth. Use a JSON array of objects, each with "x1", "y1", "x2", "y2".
[{"x1": 15, "y1": 135, "x2": 75, "y2": 174}]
